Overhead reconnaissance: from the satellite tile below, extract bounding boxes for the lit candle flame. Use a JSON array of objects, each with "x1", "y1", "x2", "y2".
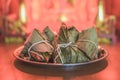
[
  {"x1": 60, "y1": 14, "x2": 68, "y2": 22},
  {"x1": 98, "y1": 0, "x2": 104, "y2": 22},
  {"x1": 19, "y1": 2, "x2": 27, "y2": 24}
]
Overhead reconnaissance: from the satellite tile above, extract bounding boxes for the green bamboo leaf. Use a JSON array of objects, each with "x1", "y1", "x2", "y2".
[
  {"x1": 20, "y1": 29, "x2": 54, "y2": 63},
  {"x1": 68, "y1": 26, "x2": 79, "y2": 43},
  {"x1": 21, "y1": 29, "x2": 44, "y2": 55},
  {"x1": 43, "y1": 26, "x2": 55, "y2": 42},
  {"x1": 76, "y1": 27, "x2": 98, "y2": 60},
  {"x1": 58, "y1": 23, "x2": 69, "y2": 43}
]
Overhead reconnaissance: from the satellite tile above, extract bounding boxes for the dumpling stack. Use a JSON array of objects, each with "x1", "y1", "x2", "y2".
[{"x1": 19, "y1": 23, "x2": 98, "y2": 64}]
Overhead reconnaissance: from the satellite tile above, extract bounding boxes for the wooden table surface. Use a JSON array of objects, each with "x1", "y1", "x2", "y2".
[{"x1": 0, "y1": 42, "x2": 120, "y2": 80}]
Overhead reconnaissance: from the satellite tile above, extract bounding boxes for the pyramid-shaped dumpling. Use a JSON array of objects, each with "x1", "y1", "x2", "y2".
[{"x1": 20, "y1": 29, "x2": 53, "y2": 62}]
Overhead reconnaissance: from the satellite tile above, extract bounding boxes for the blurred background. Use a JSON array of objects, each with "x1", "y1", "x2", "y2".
[
  {"x1": 0, "y1": 0, "x2": 120, "y2": 44},
  {"x1": 1, "y1": 1, "x2": 120, "y2": 80}
]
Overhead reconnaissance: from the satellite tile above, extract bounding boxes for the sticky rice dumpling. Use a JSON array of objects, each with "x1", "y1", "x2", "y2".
[
  {"x1": 19, "y1": 29, "x2": 54, "y2": 62},
  {"x1": 43, "y1": 26, "x2": 55, "y2": 42},
  {"x1": 19, "y1": 24, "x2": 98, "y2": 64},
  {"x1": 76, "y1": 27, "x2": 98, "y2": 61},
  {"x1": 55, "y1": 24, "x2": 98, "y2": 64},
  {"x1": 55, "y1": 24, "x2": 80, "y2": 63}
]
